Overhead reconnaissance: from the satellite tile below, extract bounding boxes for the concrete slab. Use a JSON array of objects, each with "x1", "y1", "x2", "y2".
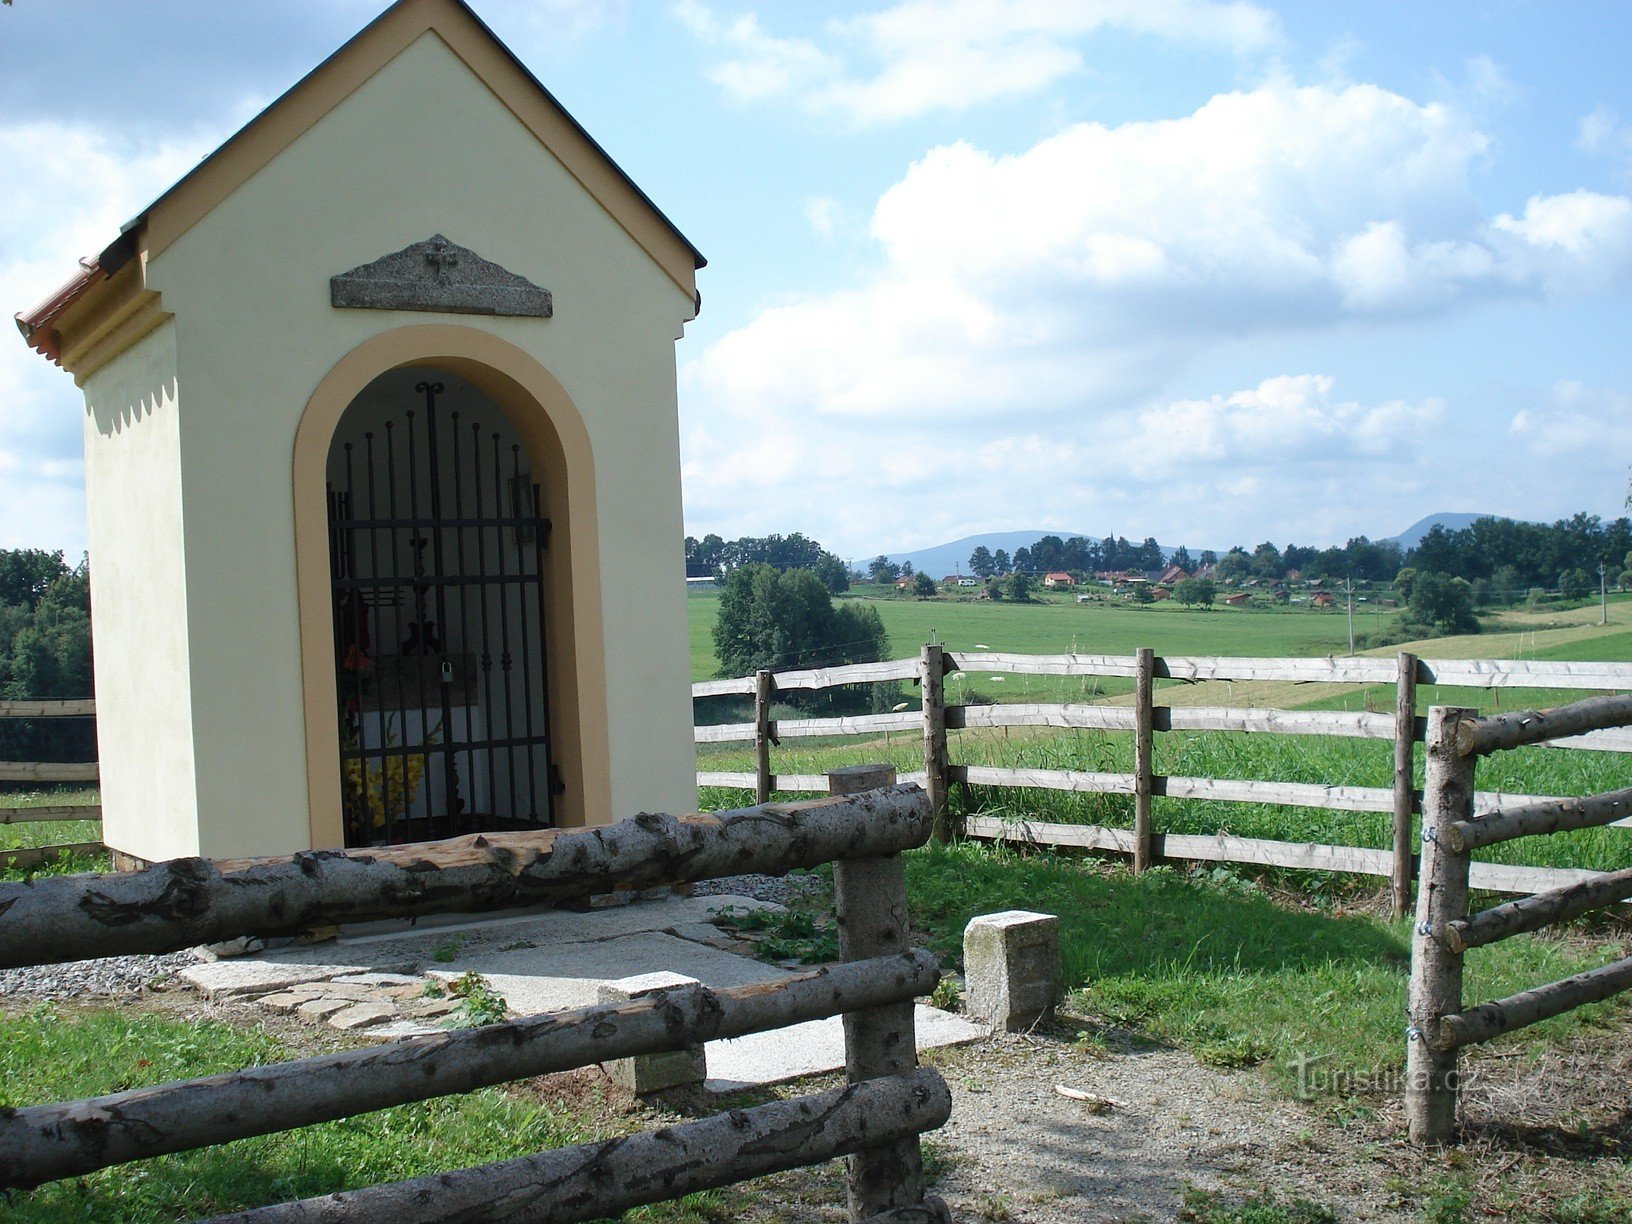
[
  {"x1": 428, "y1": 930, "x2": 792, "y2": 1016},
  {"x1": 180, "y1": 958, "x2": 384, "y2": 999},
  {"x1": 705, "y1": 1005, "x2": 985, "y2": 1091}
]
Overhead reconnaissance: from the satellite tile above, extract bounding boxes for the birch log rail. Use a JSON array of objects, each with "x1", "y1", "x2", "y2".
[
  {"x1": 211, "y1": 1070, "x2": 952, "y2": 1224},
  {"x1": 1406, "y1": 692, "x2": 1632, "y2": 1144},
  {"x1": 0, "y1": 786, "x2": 932, "y2": 969},
  {"x1": 0, "y1": 951, "x2": 941, "y2": 1190}
]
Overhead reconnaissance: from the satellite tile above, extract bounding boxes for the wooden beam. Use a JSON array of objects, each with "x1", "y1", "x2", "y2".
[
  {"x1": 1160, "y1": 706, "x2": 1393, "y2": 738},
  {"x1": 0, "y1": 762, "x2": 98, "y2": 783},
  {"x1": 951, "y1": 703, "x2": 1136, "y2": 732},
  {"x1": 1393, "y1": 651, "x2": 1420, "y2": 918},
  {"x1": 1160, "y1": 775, "x2": 1395, "y2": 813},
  {"x1": 1444, "y1": 787, "x2": 1632, "y2": 853},
  {"x1": 1436, "y1": 956, "x2": 1632, "y2": 1051},
  {"x1": 1406, "y1": 706, "x2": 1477, "y2": 1146},
  {"x1": 1159, "y1": 656, "x2": 1399, "y2": 684},
  {"x1": 1442, "y1": 867, "x2": 1632, "y2": 953},
  {"x1": 1132, "y1": 647, "x2": 1155, "y2": 873},
  {"x1": 0, "y1": 788, "x2": 933, "y2": 969},
  {"x1": 959, "y1": 765, "x2": 1137, "y2": 795},
  {"x1": 754, "y1": 670, "x2": 775, "y2": 807},
  {"x1": 1460, "y1": 693, "x2": 1632, "y2": 757},
  {"x1": 0, "y1": 805, "x2": 102, "y2": 825},
  {"x1": 0, "y1": 842, "x2": 104, "y2": 873},
  {"x1": 1422, "y1": 658, "x2": 1632, "y2": 691},
  {"x1": 210, "y1": 1069, "x2": 952, "y2": 1224},
  {"x1": 0, "y1": 699, "x2": 95, "y2": 718},
  {"x1": 0, "y1": 950, "x2": 940, "y2": 1190}
]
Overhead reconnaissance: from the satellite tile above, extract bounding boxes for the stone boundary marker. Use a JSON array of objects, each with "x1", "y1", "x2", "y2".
[
  {"x1": 963, "y1": 911, "x2": 1062, "y2": 1032},
  {"x1": 600, "y1": 971, "x2": 708, "y2": 1093}
]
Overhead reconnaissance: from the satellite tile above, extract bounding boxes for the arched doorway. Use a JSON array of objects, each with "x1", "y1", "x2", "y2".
[{"x1": 325, "y1": 366, "x2": 555, "y2": 846}]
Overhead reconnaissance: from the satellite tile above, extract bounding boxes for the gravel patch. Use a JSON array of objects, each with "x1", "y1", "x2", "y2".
[
  {"x1": 0, "y1": 950, "x2": 200, "y2": 1000},
  {"x1": 689, "y1": 872, "x2": 826, "y2": 907}
]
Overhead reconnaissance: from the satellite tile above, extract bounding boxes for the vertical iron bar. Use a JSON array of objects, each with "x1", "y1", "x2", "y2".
[
  {"x1": 417, "y1": 381, "x2": 462, "y2": 832},
  {"x1": 383, "y1": 420, "x2": 404, "y2": 846},
  {"x1": 450, "y1": 411, "x2": 479, "y2": 827},
  {"x1": 491, "y1": 432, "x2": 519, "y2": 822},
  {"x1": 404, "y1": 407, "x2": 431, "y2": 834},
  {"x1": 510, "y1": 444, "x2": 542, "y2": 821},
  {"x1": 472, "y1": 421, "x2": 500, "y2": 818},
  {"x1": 530, "y1": 478, "x2": 556, "y2": 826}
]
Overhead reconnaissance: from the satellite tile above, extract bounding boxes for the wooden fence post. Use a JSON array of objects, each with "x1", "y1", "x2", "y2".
[
  {"x1": 829, "y1": 764, "x2": 926, "y2": 1220},
  {"x1": 1391, "y1": 651, "x2": 1420, "y2": 918},
  {"x1": 754, "y1": 669, "x2": 775, "y2": 805},
  {"x1": 920, "y1": 644, "x2": 952, "y2": 841},
  {"x1": 1406, "y1": 705, "x2": 1476, "y2": 1145},
  {"x1": 1133, "y1": 647, "x2": 1156, "y2": 873}
]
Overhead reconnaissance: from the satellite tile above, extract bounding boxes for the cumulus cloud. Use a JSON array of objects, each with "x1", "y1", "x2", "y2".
[
  {"x1": 677, "y1": 0, "x2": 1281, "y2": 124},
  {"x1": 680, "y1": 76, "x2": 1632, "y2": 553},
  {"x1": 1510, "y1": 382, "x2": 1632, "y2": 460},
  {"x1": 687, "y1": 79, "x2": 1632, "y2": 431},
  {"x1": 0, "y1": 120, "x2": 214, "y2": 552}
]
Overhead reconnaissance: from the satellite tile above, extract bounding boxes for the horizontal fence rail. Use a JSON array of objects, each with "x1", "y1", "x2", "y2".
[
  {"x1": 0, "y1": 697, "x2": 104, "y2": 873},
  {"x1": 695, "y1": 648, "x2": 1632, "y2": 910},
  {"x1": 0, "y1": 787, "x2": 932, "y2": 969},
  {"x1": 1407, "y1": 696, "x2": 1632, "y2": 1144},
  {"x1": 2, "y1": 784, "x2": 952, "y2": 1221}
]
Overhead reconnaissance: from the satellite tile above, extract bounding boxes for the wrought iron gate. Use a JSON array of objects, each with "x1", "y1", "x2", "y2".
[{"x1": 328, "y1": 379, "x2": 555, "y2": 846}]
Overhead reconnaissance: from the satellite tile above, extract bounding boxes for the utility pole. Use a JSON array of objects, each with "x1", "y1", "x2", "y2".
[
  {"x1": 1345, "y1": 576, "x2": 1355, "y2": 655},
  {"x1": 1601, "y1": 563, "x2": 1609, "y2": 626}
]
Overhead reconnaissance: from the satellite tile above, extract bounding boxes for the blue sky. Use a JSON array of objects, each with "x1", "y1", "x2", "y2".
[{"x1": 3, "y1": 0, "x2": 1629, "y2": 560}]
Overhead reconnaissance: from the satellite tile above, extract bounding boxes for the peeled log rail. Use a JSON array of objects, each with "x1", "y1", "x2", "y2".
[
  {"x1": 1459, "y1": 693, "x2": 1632, "y2": 757},
  {"x1": 0, "y1": 805, "x2": 102, "y2": 825},
  {"x1": 1442, "y1": 867, "x2": 1632, "y2": 953},
  {"x1": 210, "y1": 1068, "x2": 952, "y2": 1224},
  {"x1": 1442, "y1": 787, "x2": 1632, "y2": 853},
  {"x1": 1423, "y1": 658, "x2": 1632, "y2": 691},
  {"x1": 0, "y1": 699, "x2": 96, "y2": 718},
  {"x1": 1433, "y1": 955, "x2": 1632, "y2": 1051},
  {"x1": 0, "y1": 762, "x2": 98, "y2": 783},
  {"x1": 0, "y1": 786, "x2": 932, "y2": 970},
  {"x1": 0, "y1": 842, "x2": 104, "y2": 874},
  {"x1": 0, "y1": 950, "x2": 940, "y2": 1190}
]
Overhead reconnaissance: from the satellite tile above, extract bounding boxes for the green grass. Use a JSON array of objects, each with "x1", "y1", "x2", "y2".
[
  {"x1": 903, "y1": 842, "x2": 1628, "y2": 1102},
  {"x1": 0, "y1": 1003, "x2": 606, "y2": 1221},
  {"x1": 687, "y1": 590, "x2": 1380, "y2": 682},
  {"x1": 0, "y1": 787, "x2": 100, "y2": 851}
]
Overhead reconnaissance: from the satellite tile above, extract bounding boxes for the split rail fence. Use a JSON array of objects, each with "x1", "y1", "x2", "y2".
[
  {"x1": 694, "y1": 648, "x2": 1632, "y2": 914},
  {"x1": 0, "y1": 782, "x2": 951, "y2": 1222},
  {"x1": 1406, "y1": 693, "x2": 1632, "y2": 1144},
  {"x1": 0, "y1": 697, "x2": 102, "y2": 872}
]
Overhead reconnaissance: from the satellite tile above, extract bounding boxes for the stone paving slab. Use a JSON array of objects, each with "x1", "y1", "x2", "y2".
[
  {"x1": 428, "y1": 930, "x2": 792, "y2": 1016},
  {"x1": 705, "y1": 1005, "x2": 985, "y2": 1091}
]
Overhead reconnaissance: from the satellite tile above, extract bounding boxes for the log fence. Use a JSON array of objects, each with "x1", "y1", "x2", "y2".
[
  {"x1": 1406, "y1": 695, "x2": 1632, "y2": 1144},
  {"x1": 0, "y1": 782, "x2": 951, "y2": 1221},
  {"x1": 0, "y1": 697, "x2": 103, "y2": 872},
  {"x1": 695, "y1": 649, "x2": 1632, "y2": 914}
]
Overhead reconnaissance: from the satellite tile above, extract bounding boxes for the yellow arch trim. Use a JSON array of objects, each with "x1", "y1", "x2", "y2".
[{"x1": 294, "y1": 323, "x2": 607, "y2": 847}]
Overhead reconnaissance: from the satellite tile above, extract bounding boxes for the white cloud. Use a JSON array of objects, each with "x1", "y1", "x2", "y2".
[
  {"x1": 1510, "y1": 382, "x2": 1632, "y2": 460},
  {"x1": 1577, "y1": 105, "x2": 1632, "y2": 178},
  {"x1": 0, "y1": 120, "x2": 215, "y2": 553},
  {"x1": 680, "y1": 76, "x2": 1632, "y2": 554},
  {"x1": 678, "y1": 0, "x2": 1281, "y2": 124},
  {"x1": 803, "y1": 196, "x2": 842, "y2": 238}
]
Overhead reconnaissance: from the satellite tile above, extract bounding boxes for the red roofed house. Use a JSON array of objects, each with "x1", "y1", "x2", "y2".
[{"x1": 1044, "y1": 572, "x2": 1075, "y2": 589}]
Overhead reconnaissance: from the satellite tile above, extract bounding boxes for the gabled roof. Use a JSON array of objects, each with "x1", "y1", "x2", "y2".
[{"x1": 19, "y1": 0, "x2": 704, "y2": 369}]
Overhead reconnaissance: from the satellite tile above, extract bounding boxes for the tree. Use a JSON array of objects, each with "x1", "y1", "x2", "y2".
[
  {"x1": 911, "y1": 572, "x2": 937, "y2": 599},
  {"x1": 1251, "y1": 541, "x2": 1283, "y2": 580},
  {"x1": 1005, "y1": 572, "x2": 1034, "y2": 602},
  {"x1": 812, "y1": 553, "x2": 849, "y2": 595},
  {"x1": 1559, "y1": 567, "x2": 1593, "y2": 600},
  {"x1": 1173, "y1": 577, "x2": 1216, "y2": 607},
  {"x1": 1213, "y1": 550, "x2": 1251, "y2": 584},
  {"x1": 866, "y1": 556, "x2": 899, "y2": 584},
  {"x1": 900, "y1": 561, "x2": 915, "y2": 578},
  {"x1": 1405, "y1": 572, "x2": 1478, "y2": 635},
  {"x1": 0, "y1": 550, "x2": 94, "y2": 765},
  {"x1": 712, "y1": 564, "x2": 888, "y2": 681},
  {"x1": 1170, "y1": 545, "x2": 1194, "y2": 573},
  {"x1": 1012, "y1": 547, "x2": 1031, "y2": 574},
  {"x1": 992, "y1": 549, "x2": 1011, "y2": 575},
  {"x1": 1198, "y1": 550, "x2": 1218, "y2": 567},
  {"x1": 968, "y1": 546, "x2": 995, "y2": 579},
  {"x1": 1129, "y1": 582, "x2": 1155, "y2": 604}
]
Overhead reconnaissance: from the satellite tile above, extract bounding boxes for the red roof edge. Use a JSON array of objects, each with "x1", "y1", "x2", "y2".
[{"x1": 16, "y1": 259, "x2": 106, "y2": 366}]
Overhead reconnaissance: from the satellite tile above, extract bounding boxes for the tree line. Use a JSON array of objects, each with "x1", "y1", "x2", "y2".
[{"x1": 0, "y1": 549, "x2": 94, "y2": 768}]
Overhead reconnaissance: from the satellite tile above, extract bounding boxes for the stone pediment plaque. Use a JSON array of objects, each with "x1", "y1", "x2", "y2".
[{"x1": 330, "y1": 234, "x2": 553, "y2": 319}]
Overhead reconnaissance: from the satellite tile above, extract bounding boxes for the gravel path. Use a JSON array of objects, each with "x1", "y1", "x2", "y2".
[{"x1": 0, "y1": 950, "x2": 200, "y2": 1000}]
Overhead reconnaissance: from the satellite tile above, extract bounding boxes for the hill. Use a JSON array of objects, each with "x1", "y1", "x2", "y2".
[
  {"x1": 1385, "y1": 512, "x2": 1506, "y2": 550},
  {"x1": 882, "y1": 531, "x2": 1095, "y2": 578}
]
